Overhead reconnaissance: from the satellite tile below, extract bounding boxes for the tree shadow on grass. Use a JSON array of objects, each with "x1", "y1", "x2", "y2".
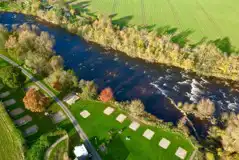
[
  {"x1": 71, "y1": 1, "x2": 92, "y2": 15},
  {"x1": 171, "y1": 29, "x2": 194, "y2": 47},
  {"x1": 156, "y1": 25, "x2": 178, "y2": 36},
  {"x1": 104, "y1": 135, "x2": 130, "y2": 160},
  {"x1": 139, "y1": 24, "x2": 156, "y2": 31},
  {"x1": 210, "y1": 37, "x2": 237, "y2": 55},
  {"x1": 109, "y1": 13, "x2": 118, "y2": 19},
  {"x1": 112, "y1": 15, "x2": 133, "y2": 29},
  {"x1": 190, "y1": 36, "x2": 207, "y2": 48}
]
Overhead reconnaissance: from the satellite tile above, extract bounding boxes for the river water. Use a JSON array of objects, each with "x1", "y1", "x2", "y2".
[{"x1": 1, "y1": 12, "x2": 239, "y2": 136}]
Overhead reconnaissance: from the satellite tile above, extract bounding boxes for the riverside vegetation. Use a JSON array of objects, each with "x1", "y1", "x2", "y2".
[
  {"x1": 1, "y1": 0, "x2": 239, "y2": 81},
  {"x1": 0, "y1": 16, "x2": 199, "y2": 159},
  {"x1": 1, "y1": 0, "x2": 239, "y2": 159}
]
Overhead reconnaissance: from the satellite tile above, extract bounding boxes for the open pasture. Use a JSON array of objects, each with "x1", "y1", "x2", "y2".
[{"x1": 69, "y1": 0, "x2": 239, "y2": 47}]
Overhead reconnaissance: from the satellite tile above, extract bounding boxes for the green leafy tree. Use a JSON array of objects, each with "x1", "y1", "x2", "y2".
[
  {"x1": 127, "y1": 99, "x2": 145, "y2": 116},
  {"x1": 0, "y1": 66, "x2": 25, "y2": 88},
  {"x1": 47, "y1": 69, "x2": 78, "y2": 92},
  {"x1": 78, "y1": 80, "x2": 98, "y2": 100}
]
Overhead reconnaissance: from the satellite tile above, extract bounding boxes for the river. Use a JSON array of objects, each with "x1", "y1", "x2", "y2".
[{"x1": 1, "y1": 12, "x2": 239, "y2": 136}]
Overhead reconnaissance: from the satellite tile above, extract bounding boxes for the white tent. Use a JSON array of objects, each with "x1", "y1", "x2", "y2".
[{"x1": 74, "y1": 145, "x2": 88, "y2": 159}]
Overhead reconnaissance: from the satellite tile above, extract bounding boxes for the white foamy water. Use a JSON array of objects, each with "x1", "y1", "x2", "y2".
[
  {"x1": 177, "y1": 80, "x2": 191, "y2": 85},
  {"x1": 150, "y1": 73, "x2": 239, "y2": 112},
  {"x1": 227, "y1": 103, "x2": 237, "y2": 111},
  {"x1": 150, "y1": 82, "x2": 169, "y2": 97}
]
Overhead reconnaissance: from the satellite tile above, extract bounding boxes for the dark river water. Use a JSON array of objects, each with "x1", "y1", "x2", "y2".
[{"x1": 1, "y1": 12, "x2": 239, "y2": 136}]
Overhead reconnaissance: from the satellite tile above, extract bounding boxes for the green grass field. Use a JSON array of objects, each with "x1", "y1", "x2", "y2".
[
  {"x1": 70, "y1": 100, "x2": 195, "y2": 160},
  {"x1": 0, "y1": 104, "x2": 25, "y2": 160},
  {"x1": 69, "y1": 0, "x2": 239, "y2": 47}
]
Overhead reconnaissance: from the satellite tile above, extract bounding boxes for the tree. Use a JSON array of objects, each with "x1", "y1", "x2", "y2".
[
  {"x1": 99, "y1": 87, "x2": 113, "y2": 102},
  {"x1": 78, "y1": 80, "x2": 98, "y2": 100},
  {"x1": 0, "y1": 66, "x2": 25, "y2": 88},
  {"x1": 127, "y1": 99, "x2": 145, "y2": 116},
  {"x1": 197, "y1": 99, "x2": 215, "y2": 117},
  {"x1": 47, "y1": 69, "x2": 78, "y2": 92},
  {"x1": 50, "y1": 55, "x2": 64, "y2": 71},
  {"x1": 209, "y1": 113, "x2": 239, "y2": 158},
  {"x1": 180, "y1": 99, "x2": 215, "y2": 119},
  {"x1": 25, "y1": 52, "x2": 52, "y2": 75},
  {"x1": 23, "y1": 88, "x2": 49, "y2": 112}
]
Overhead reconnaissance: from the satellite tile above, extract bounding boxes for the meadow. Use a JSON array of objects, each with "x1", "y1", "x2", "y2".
[
  {"x1": 69, "y1": 0, "x2": 239, "y2": 47},
  {"x1": 70, "y1": 100, "x2": 195, "y2": 160},
  {"x1": 0, "y1": 105, "x2": 25, "y2": 160}
]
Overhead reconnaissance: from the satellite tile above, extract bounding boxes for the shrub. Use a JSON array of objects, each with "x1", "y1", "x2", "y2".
[
  {"x1": 127, "y1": 99, "x2": 145, "y2": 116},
  {"x1": 0, "y1": 66, "x2": 26, "y2": 88}
]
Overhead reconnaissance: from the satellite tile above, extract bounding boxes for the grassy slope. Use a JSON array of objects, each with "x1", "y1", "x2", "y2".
[
  {"x1": 70, "y1": 0, "x2": 239, "y2": 47},
  {"x1": 0, "y1": 106, "x2": 24, "y2": 160},
  {"x1": 70, "y1": 100, "x2": 195, "y2": 160}
]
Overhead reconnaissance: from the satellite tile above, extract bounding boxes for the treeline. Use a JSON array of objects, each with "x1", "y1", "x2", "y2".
[
  {"x1": 1, "y1": 23, "x2": 78, "y2": 93},
  {"x1": 2, "y1": 0, "x2": 239, "y2": 81}
]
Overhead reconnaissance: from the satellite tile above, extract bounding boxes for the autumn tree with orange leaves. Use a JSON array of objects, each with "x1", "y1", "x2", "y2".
[
  {"x1": 23, "y1": 88, "x2": 49, "y2": 112},
  {"x1": 99, "y1": 87, "x2": 114, "y2": 102}
]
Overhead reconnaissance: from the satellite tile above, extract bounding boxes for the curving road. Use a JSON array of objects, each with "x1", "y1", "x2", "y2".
[{"x1": 0, "y1": 54, "x2": 101, "y2": 160}]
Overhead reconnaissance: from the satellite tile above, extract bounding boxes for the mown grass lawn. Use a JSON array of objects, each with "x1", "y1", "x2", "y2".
[
  {"x1": 69, "y1": 0, "x2": 239, "y2": 48},
  {"x1": 70, "y1": 100, "x2": 195, "y2": 160}
]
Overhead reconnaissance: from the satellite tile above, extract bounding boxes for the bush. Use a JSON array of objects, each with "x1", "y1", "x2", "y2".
[{"x1": 126, "y1": 99, "x2": 145, "y2": 116}]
